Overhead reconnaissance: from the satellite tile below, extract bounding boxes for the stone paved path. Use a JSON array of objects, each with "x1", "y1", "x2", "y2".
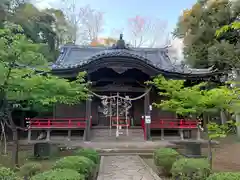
[{"x1": 97, "y1": 155, "x2": 160, "y2": 180}]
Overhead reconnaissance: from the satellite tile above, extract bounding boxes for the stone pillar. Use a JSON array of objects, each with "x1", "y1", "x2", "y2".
[
  {"x1": 84, "y1": 98, "x2": 91, "y2": 141},
  {"x1": 144, "y1": 90, "x2": 151, "y2": 141}
]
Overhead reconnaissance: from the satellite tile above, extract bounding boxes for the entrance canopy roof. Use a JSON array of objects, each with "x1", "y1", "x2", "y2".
[{"x1": 51, "y1": 35, "x2": 222, "y2": 79}]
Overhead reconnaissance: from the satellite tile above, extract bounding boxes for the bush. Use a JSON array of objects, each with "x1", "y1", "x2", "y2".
[
  {"x1": 206, "y1": 172, "x2": 240, "y2": 180},
  {"x1": 31, "y1": 168, "x2": 84, "y2": 180},
  {"x1": 153, "y1": 148, "x2": 182, "y2": 175},
  {"x1": 171, "y1": 158, "x2": 211, "y2": 180},
  {"x1": 19, "y1": 162, "x2": 42, "y2": 177},
  {"x1": 53, "y1": 156, "x2": 94, "y2": 178},
  {"x1": 75, "y1": 148, "x2": 100, "y2": 164},
  {"x1": 0, "y1": 166, "x2": 18, "y2": 180}
]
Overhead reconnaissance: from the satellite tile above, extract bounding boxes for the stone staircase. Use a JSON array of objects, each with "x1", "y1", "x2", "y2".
[{"x1": 91, "y1": 128, "x2": 145, "y2": 142}]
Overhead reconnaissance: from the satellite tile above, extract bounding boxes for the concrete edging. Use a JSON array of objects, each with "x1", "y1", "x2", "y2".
[
  {"x1": 96, "y1": 156, "x2": 104, "y2": 180},
  {"x1": 137, "y1": 155, "x2": 162, "y2": 180}
]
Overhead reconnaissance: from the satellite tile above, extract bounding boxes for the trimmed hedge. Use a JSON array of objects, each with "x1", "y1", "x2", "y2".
[
  {"x1": 31, "y1": 168, "x2": 84, "y2": 180},
  {"x1": 0, "y1": 166, "x2": 19, "y2": 180},
  {"x1": 53, "y1": 156, "x2": 94, "y2": 178},
  {"x1": 171, "y1": 158, "x2": 211, "y2": 180},
  {"x1": 19, "y1": 162, "x2": 42, "y2": 177},
  {"x1": 207, "y1": 172, "x2": 240, "y2": 180},
  {"x1": 75, "y1": 148, "x2": 100, "y2": 164},
  {"x1": 153, "y1": 148, "x2": 182, "y2": 175}
]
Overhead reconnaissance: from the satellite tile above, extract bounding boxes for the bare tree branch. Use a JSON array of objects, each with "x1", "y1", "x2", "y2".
[
  {"x1": 78, "y1": 5, "x2": 104, "y2": 45},
  {"x1": 126, "y1": 16, "x2": 169, "y2": 48}
]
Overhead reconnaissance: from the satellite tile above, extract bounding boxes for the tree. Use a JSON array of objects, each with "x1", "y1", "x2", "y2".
[
  {"x1": 44, "y1": 8, "x2": 75, "y2": 47},
  {"x1": 10, "y1": 3, "x2": 60, "y2": 61},
  {"x1": 0, "y1": 22, "x2": 88, "y2": 167},
  {"x1": 78, "y1": 5, "x2": 104, "y2": 45},
  {"x1": 90, "y1": 37, "x2": 117, "y2": 47},
  {"x1": 126, "y1": 15, "x2": 169, "y2": 48},
  {"x1": 174, "y1": 0, "x2": 240, "y2": 69},
  {"x1": 150, "y1": 75, "x2": 239, "y2": 169},
  {"x1": 58, "y1": 1, "x2": 104, "y2": 45}
]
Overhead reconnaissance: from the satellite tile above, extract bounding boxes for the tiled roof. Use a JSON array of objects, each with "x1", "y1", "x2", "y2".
[{"x1": 52, "y1": 44, "x2": 214, "y2": 75}]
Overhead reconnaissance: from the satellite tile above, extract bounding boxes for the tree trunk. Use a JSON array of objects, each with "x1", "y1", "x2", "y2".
[
  {"x1": 8, "y1": 111, "x2": 19, "y2": 167},
  {"x1": 235, "y1": 70, "x2": 240, "y2": 138},
  {"x1": 220, "y1": 110, "x2": 227, "y2": 125},
  {"x1": 206, "y1": 114, "x2": 213, "y2": 169},
  {"x1": 207, "y1": 137, "x2": 213, "y2": 170}
]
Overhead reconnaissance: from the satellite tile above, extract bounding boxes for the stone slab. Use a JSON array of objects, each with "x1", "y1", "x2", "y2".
[{"x1": 97, "y1": 155, "x2": 161, "y2": 180}]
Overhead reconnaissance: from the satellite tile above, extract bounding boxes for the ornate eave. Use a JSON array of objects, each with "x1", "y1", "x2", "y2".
[{"x1": 51, "y1": 34, "x2": 224, "y2": 81}]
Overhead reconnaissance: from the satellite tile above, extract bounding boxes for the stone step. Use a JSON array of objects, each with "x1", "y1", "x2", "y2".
[
  {"x1": 99, "y1": 152, "x2": 152, "y2": 156},
  {"x1": 97, "y1": 148, "x2": 155, "y2": 154},
  {"x1": 91, "y1": 128, "x2": 144, "y2": 142}
]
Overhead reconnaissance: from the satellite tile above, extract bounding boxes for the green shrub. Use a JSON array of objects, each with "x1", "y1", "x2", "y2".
[
  {"x1": 53, "y1": 156, "x2": 94, "y2": 178},
  {"x1": 153, "y1": 148, "x2": 182, "y2": 175},
  {"x1": 19, "y1": 162, "x2": 42, "y2": 177},
  {"x1": 0, "y1": 166, "x2": 18, "y2": 180},
  {"x1": 171, "y1": 158, "x2": 211, "y2": 180},
  {"x1": 75, "y1": 148, "x2": 100, "y2": 164},
  {"x1": 206, "y1": 172, "x2": 240, "y2": 180},
  {"x1": 31, "y1": 168, "x2": 84, "y2": 180}
]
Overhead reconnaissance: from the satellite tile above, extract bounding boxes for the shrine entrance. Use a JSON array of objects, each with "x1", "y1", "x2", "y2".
[{"x1": 92, "y1": 90, "x2": 150, "y2": 137}]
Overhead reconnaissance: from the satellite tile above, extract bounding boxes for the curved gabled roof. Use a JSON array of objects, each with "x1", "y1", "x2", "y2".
[{"x1": 52, "y1": 44, "x2": 216, "y2": 76}]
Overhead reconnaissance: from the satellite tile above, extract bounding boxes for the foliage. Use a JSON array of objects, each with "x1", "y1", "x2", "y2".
[
  {"x1": 0, "y1": 23, "x2": 88, "y2": 108},
  {"x1": 31, "y1": 168, "x2": 84, "y2": 180},
  {"x1": 18, "y1": 162, "x2": 42, "y2": 177},
  {"x1": 90, "y1": 37, "x2": 117, "y2": 47},
  {"x1": 0, "y1": 166, "x2": 19, "y2": 180},
  {"x1": 206, "y1": 172, "x2": 240, "y2": 180},
  {"x1": 0, "y1": 0, "x2": 76, "y2": 61},
  {"x1": 171, "y1": 158, "x2": 211, "y2": 180},
  {"x1": 207, "y1": 120, "x2": 236, "y2": 139},
  {"x1": 150, "y1": 75, "x2": 237, "y2": 116},
  {"x1": 153, "y1": 148, "x2": 182, "y2": 175},
  {"x1": 53, "y1": 156, "x2": 95, "y2": 178},
  {"x1": 216, "y1": 22, "x2": 240, "y2": 37},
  {"x1": 174, "y1": 0, "x2": 240, "y2": 69},
  {"x1": 150, "y1": 75, "x2": 240, "y2": 139},
  {"x1": 75, "y1": 148, "x2": 100, "y2": 164},
  {"x1": 0, "y1": 23, "x2": 88, "y2": 167}
]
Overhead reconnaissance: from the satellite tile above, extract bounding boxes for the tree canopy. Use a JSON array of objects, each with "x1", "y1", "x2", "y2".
[
  {"x1": 174, "y1": 0, "x2": 240, "y2": 70},
  {"x1": 150, "y1": 75, "x2": 237, "y2": 117},
  {"x1": 0, "y1": 22, "x2": 88, "y2": 111}
]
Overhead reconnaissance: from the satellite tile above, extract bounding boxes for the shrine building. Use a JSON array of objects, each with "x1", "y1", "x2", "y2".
[{"x1": 26, "y1": 35, "x2": 223, "y2": 142}]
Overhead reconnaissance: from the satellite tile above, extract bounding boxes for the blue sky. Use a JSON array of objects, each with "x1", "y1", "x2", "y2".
[{"x1": 38, "y1": 0, "x2": 196, "y2": 36}]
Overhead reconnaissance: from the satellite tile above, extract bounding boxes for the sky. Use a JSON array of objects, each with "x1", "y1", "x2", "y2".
[
  {"x1": 35, "y1": 0, "x2": 197, "y2": 61},
  {"x1": 36, "y1": 0, "x2": 196, "y2": 35}
]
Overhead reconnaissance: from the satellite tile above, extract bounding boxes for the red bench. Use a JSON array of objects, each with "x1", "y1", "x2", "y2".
[{"x1": 25, "y1": 117, "x2": 92, "y2": 129}]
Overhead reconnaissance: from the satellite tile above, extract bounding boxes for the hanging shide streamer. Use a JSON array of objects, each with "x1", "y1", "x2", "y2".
[{"x1": 91, "y1": 88, "x2": 151, "y2": 138}]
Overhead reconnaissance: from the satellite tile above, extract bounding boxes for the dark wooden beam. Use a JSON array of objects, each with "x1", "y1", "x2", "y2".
[
  {"x1": 92, "y1": 85, "x2": 145, "y2": 92},
  {"x1": 91, "y1": 78, "x2": 141, "y2": 83},
  {"x1": 144, "y1": 89, "x2": 151, "y2": 141}
]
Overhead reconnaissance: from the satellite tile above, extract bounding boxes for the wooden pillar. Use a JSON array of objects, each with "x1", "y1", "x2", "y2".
[
  {"x1": 197, "y1": 128, "x2": 201, "y2": 140},
  {"x1": 27, "y1": 129, "x2": 31, "y2": 142},
  {"x1": 84, "y1": 98, "x2": 91, "y2": 141},
  {"x1": 46, "y1": 130, "x2": 50, "y2": 141},
  {"x1": 161, "y1": 129, "x2": 164, "y2": 140},
  {"x1": 179, "y1": 129, "x2": 184, "y2": 140},
  {"x1": 144, "y1": 90, "x2": 151, "y2": 141}
]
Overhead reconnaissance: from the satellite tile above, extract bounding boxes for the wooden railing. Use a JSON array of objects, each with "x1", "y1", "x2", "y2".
[
  {"x1": 150, "y1": 119, "x2": 198, "y2": 129},
  {"x1": 141, "y1": 118, "x2": 198, "y2": 140},
  {"x1": 25, "y1": 117, "x2": 92, "y2": 129},
  {"x1": 110, "y1": 117, "x2": 130, "y2": 127}
]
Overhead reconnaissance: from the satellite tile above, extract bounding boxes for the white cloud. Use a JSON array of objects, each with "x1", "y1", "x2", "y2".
[
  {"x1": 33, "y1": 0, "x2": 56, "y2": 10},
  {"x1": 168, "y1": 38, "x2": 184, "y2": 62}
]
